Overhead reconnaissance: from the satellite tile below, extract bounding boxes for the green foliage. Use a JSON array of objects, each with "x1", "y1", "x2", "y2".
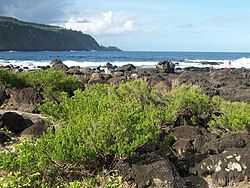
[
  {"x1": 39, "y1": 81, "x2": 163, "y2": 162},
  {"x1": 164, "y1": 84, "x2": 213, "y2": 126},
  {"x1": 0, "y1": 81, "x2": 165, "y2": 187},
  {"x1": 209, "y1": 96, "x2": 250, "y2": 131},
  {"x1": 19, "y1": 69, "x2": 84, "y2": 97},
  {"x1": 0, "y1": 69, "x2": 27, "y2": 88}
]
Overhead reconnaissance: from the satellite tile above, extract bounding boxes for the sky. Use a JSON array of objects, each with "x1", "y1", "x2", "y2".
[{"x1": 1, "y1": 0, "x2": 250, "y2": 52}]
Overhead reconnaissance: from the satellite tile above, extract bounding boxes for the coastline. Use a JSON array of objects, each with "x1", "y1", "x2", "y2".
[{"x1": 0, "y1": 60, "x2": 249, "y2": 187}]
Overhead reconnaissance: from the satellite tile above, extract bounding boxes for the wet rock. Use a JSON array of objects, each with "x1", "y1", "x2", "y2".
[
  {"x1": 156, "y1": 60, "x2": 175, "y2": 73},
  {"x1": 200, "y1": 61, "x2": 221, "y2": 65},
  {"x1": 37, "y1": 65, "x2": 51, "y2": 70},
  {"x1": 0, "y1": 112, "x2": 34, "y2": 134},
  {"x1": 118, "y1": 64, "x2": 136, "y2": 72},
  {"x1": 183, "y1": 67, "x2": 210, "y2": 72},
  {"x1": 4, "y1": 87, "x2": 42, "y2": 113},
  {"x1": 51, "y1": 59, "x2": 68, "y2": 71},
  {"x1": 20, "y1": 120, "x2": 48, "y2": 138}
]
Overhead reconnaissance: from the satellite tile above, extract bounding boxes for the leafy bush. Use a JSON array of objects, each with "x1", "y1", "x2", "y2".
[
  {"x1": 0, "y1": 69, "x2": 27, "y2": 88},
  {"x1": 0, "y1": 81, "x2": 165, "y2": 187},
  {"x1": 39, "y1": 81, "x2": 163, "y2": 161},
  {"x1": 209, "y1": 96, "x2": 250, "y2": 131},
  {"x1": 19, "y1": 69, "x2": 84, "y2": 97},
  {"x1": 164, "y1": 84, "x2": 213, "y2": 126}
]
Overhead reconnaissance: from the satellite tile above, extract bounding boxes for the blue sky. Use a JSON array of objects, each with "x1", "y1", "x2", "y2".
[{"x1": 1, "y1": 0, "x2": 250, "y2": 51}]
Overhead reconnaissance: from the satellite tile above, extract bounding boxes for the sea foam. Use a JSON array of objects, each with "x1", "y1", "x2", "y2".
[{"x1": 0, "y1": 57, "x2": 250, "y2": 69}]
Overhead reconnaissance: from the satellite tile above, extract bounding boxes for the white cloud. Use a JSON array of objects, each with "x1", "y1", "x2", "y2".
[{"x1": 63, "y1": 11, "x2": 134, "y2": 36}]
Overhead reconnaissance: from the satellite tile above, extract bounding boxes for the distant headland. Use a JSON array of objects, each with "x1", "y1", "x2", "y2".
[{"x1": 0, "y1": 16, "x2": 121, "y2": 51}]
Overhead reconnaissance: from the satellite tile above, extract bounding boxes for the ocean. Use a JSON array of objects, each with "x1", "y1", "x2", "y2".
[{"x1": 0, "y1": 51, "x2": 250, "y2": 69}]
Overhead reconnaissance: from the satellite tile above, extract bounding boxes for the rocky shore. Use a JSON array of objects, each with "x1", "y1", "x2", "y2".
[{"x1": 0, "y1": 60, "x2": 249, "y2": 187}]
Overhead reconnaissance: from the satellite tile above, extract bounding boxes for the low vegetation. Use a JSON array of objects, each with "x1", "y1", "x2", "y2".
[
  {"x1": 19, "y1": 69, "x2": 84, "y2": 98},
  {"x1": 0, "y1": 69, "x2": 249, "y2": 187},
  {"x1": 209, "y1": 96, "x2": 250, "y2": 132},
  {"x1": 0, "y1": 68, "x2": 83, "y2": 98}
]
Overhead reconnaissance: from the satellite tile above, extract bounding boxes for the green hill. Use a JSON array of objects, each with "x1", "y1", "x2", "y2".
[{"x1": 0, "y1": 16, "x2": 121, "y2": 51}]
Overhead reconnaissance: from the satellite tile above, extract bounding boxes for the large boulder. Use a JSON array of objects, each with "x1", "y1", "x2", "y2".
[
  {"x1": 154, "y1": 80, "x2": 172, "y2": 94},
  {"x1": 20, "y1": 120, "x2": 48, "y2": 138},
  {"x1": 0, "y1": 112, "x2": 34, "y2": 134},
  {"x1": 192, "y1": 148, "x2": 249, "y2": 187},
  {"x1": 4, "y1": 87, "x2": 42, "y2": 113},
  {"x1": 156, "y1": 60, "x2": 175, "y2": 73},
  {"x1": 201, "y1": 133, "x2": 249, "y2": 155},
  {"x1": 82, "y1": 67, "x2": 94, "y2": 75},
  {"x1": 118, "y1": 64, "x2": 136, "y2": 72},
  {"x1": 88, "y1": 73, "x2": 106, "y2": 84},
  {"x1": 51, "y1": 59, "x2": 68, "y2": 71},
  {"x1": 115, "y1": 157, "x2": 185, "y2": 188},
  {"x1": 67, "y1": 66, "x2": 81, "y2": 74}
]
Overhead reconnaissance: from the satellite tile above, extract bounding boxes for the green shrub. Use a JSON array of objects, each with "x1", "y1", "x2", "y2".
[
  {"x1": 209, "y1": 96, "x2": 250, "y2": 131},
  {"x1": 0, "y1": 69, "x2": 27, "y2": 88},
  {"x1": 19, "y1": 69, "x2": 84, "y2": 97},
  {"x1": 0, "y1": 81, "x2": 165, "y2": 187},
  {"x1": 164, "y1": 84, "x2": 213, "y2": 126},
  {"x1": 39, "y1": 81, "x2": 163, "y2": 162}
]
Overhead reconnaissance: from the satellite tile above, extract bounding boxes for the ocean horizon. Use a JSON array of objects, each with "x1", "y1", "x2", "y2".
[{"x1": 1, "y1": 50, "x2": 250, "y2": 69}]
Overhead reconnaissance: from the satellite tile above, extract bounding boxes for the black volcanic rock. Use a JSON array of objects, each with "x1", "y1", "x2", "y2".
[
  {"x1": 0, "y1": 112, "x2": 34, "y2": 134},
  {"x1": 0, "y1": 16, "x2": 121, "y2": 51}
]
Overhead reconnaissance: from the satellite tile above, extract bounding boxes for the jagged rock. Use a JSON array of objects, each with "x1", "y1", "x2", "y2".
[
  {"x1": 156, "y1": 60, "x2": 175, "y2": 73},
  {"x1": 202, "y1": 133, "x2": 249, "y2": 155},
  {"x1": 115, "y1": 157, "x2": 185, "y2": 188},
  {"x1": 0, "y1": 112, "x2": 34, "y2": 134},
  {"x1": 20, "y1": 120, "x2": 48, "y2": 138},
  {"x1": 118, "y1": 64, "x2": 136, "y2": 72},
  {"x1": 192, "y1": 148, "x2": 249, "y2": 187},
  {"x1": 4, "y1": 87, "x2": 42, "y2": 113},
  {"x1": 51, "y1": 59, "x2": 68, "y2": 71}
]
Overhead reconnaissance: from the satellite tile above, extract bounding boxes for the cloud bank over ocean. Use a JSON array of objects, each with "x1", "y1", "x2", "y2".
[{"x1": 63, "y1": 11, "x2": 134, "y2": 36}]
